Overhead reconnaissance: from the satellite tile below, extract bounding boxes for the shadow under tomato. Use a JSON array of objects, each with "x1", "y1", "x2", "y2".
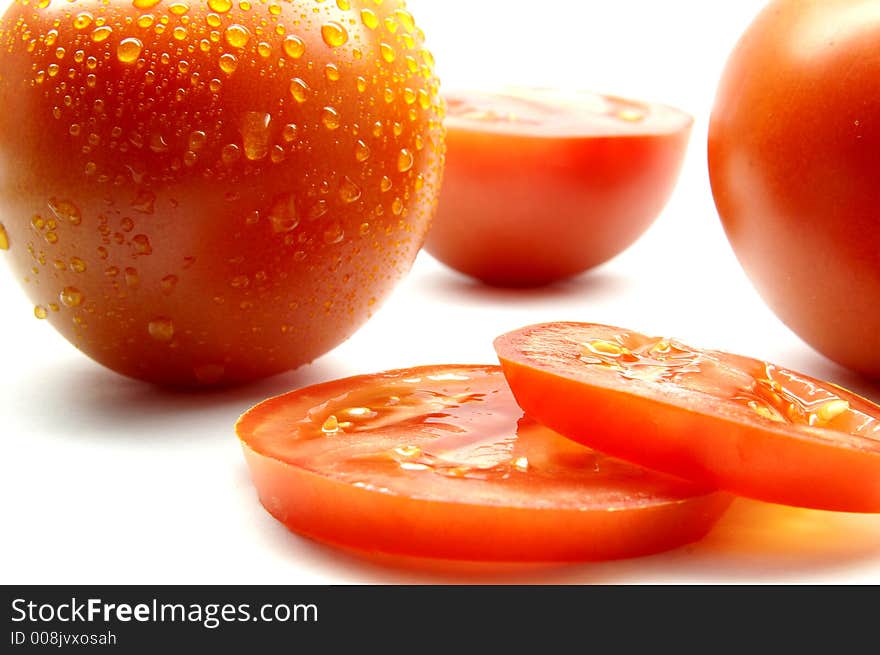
[
  {"x1": 12, "y1": 352, "x2": 349, "y2": 443},
  {"x1": 686, "y1": 498, "x2": 880, "y2": 575},
  {"x1": 257, "y1": 517, "x2": 592, "y2": 585},
  {"x1": 255, "y1": 496, "x2": 880, "y2": 584},
  {"x1": 417, "y1": 265, "x2": 632, "y2": 308}
]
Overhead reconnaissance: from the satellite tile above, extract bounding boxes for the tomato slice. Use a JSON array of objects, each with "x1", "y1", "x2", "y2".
[
  {"x1": 424, "y1": 88, "x2": 692, "y2": 286},
  {"x1": 236, "y1": 365, "x2": 731, "y2": 562},
  {"x1": 495, "y1": 323, "x2": 880, "y2": 513}
]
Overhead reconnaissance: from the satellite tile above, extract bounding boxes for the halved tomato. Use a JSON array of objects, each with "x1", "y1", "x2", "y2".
[
  {"x1": 424, "y1": 88, "x2": 693, "y2": 286},
  {"x1": 495, "y1": 322, "x2": 880, "y2": 513},
  {"x1": 236, "y1": 365, "x2": 731, "y2": 561}
]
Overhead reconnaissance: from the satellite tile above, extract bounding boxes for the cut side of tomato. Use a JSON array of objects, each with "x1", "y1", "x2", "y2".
[
  {"x1": 424, "y1": 88, "x2": 692, "y2": 286},
  {"x1": 495, "y1": 322, "x2": 880, "y2": 513},
  {"x1": 236, "y1": 365, "x2": 731, "y2": 562}
]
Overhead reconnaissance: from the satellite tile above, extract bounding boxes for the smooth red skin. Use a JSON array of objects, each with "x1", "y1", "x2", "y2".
[
  {"x1": 236, "y1": 365, "x2": 731, "y2": 562},
  {"x1": 0, "y1": 0, "x2": 444, "y2": 386},
  {"x1": 496, "y1": 322, "x2": 880, "y2": 513},
  {"x1": 425, "y1": 100, "x2": 692, "y2": 286},
  {"x1": 709, "y1": 0, "x2": 880, "y2": 377}
]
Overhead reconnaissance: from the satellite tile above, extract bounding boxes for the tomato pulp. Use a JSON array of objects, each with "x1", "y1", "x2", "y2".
[
  {"x1": 709, "y1": 0, "x2": 880, "y2": 377},
  {"x1": 496, "y1": 322, "x2": 880, "y2": 512},
  {"x1": 0, "y1": 0, "x2": 444, "y2": 385},
  {"x1": 236, "y1": 365, "x2": 731, "y2": 561},
  {"x1": 424, "y1": 88, "x2": 692, "y2": 286}
]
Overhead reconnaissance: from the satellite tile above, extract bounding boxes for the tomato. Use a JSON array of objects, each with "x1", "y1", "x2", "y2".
[
  {"x1": 0, "y1": 0, "x2": 444, "y2": 386},
  {"x1": 423, "y1": 88, "x2": 692, "y2": 286},
  {"x1": 495, "y1": 322, "x2": 880, "y2": 512},
  {"x1": 708, "y1": 0, "x2": 880, "y2": 377},
  {"x1": 235, "y1": 364, "x2": 731, "y2": 561}
]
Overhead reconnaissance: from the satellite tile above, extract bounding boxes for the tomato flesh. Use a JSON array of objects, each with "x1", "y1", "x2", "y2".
[
  {"x1": 495, "y1": 322, "x2": 880, "y2": 512},
  {"x1": 236, "y1": 365, "x2": 731, "y2": 561},
  {"x1": 424, "y1": 88, "x2": 692, "y2": 286}
]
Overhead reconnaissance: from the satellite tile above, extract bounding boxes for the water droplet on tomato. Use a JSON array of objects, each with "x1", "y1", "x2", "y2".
[
  {"x1": 309, "y1": 199, "x2": 329, "y2": 220},
  {"x1": 0, "y1": 223, "x2": 9, "y2": 250},
  {"x1": 355, "y1": 140, "x2": 371, "y2": 162},
  {"x1": 361, "y1": 8, "x2": 379, "y2": 30},
  {"x1": 132, "y1": 234, "x2": 152, "y2": 255},
  {"x1": 34, "y1": 305, "x2": 48, "y2": 320},
  {"x1": 60, "y1": 286, "x2": 84, "y2": 308},
  {"x1": 395, "y1": 9, "x2": 417, "y2": 33},
  {"x1": 69, "y1": 257, "x2": 86, "y2": 273},
  {"x1": 133, "y1": 0, "x2": 162, "y2": 8},
  {"x1": 219, "y1": 53, "x2": 238, "y2": 74},
  {"x1": 169, "y1": 2, "x2": 190, "y2": 15},
  {"x1": 397, "y1": 148, "x2": 414, "y2": 173},
  {"x1": 222, "y1": 143, "x2": 241, "y2": 165},
  {"x1": 131, "y1": 190, "x2": 156, "y2": 214},
  {"x1": 160, "y1": 274, "x2": 179, "y2": 294},
  {"x1": 124, "y1": 267, "x2": 139, "y2": 288},
  {"x1": 48, "y1": 198, "x2": 82, "y2": 226},
  {"x1": 339, "y1": 177, "x2": 361, "y2": 203},
  {"x1": 73, "y1": 12, "x2": 94, "y2": 30},
  {"x1": 321, "y1": 22, "x2": 348, "y2": 48},
  {"x1": 324, "y1": 63, "x2": 340, "y2": 82},
  {"x1": 289, "y1": 77, "x2": 309, "y2": 103},
  {"x1": 321, "y1": 106, "x2": 340, "y2": 130},
  {"x1": 117, "y1": 38, "x2": 143, "y2": 64},
  {"x1": 270, "y1": 146, "x2": 286, "y2": 164},
  {"x1": 268, "y1": 194, "x2": 299, "y2": 233},
  {"x1": 225, "y1": 24, "x2": 250, "y2": 48},
  {"x1": 91, "y1": 26, "x2": 112, "y2": 43},
  {"x1": 281, "y1": 123, "x2": 298, "y2": 142},
  {"x1": 283, "y1": 35, "x2": 305, "y2": 59},
  {"x1": 323, "y1": 222, "x2": 344, "y2": 245},
  {"x1": 380, "y1": 42, "x2": 395, "y2": 63},
  {"x1": 148, "y1": 317, "x2": 175, "y2": 342},
  {"x1": 241, "y1": 111, "x2": 271, "y2": 161},
  {"x1": 208, "y1": 0, "x2": 232, "y2": 12}
]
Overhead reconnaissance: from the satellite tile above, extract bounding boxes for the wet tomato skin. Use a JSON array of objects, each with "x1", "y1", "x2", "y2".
[
  {"x1": 709, "y1": 0, "x2": 880, "y2": 377},
  {"x1": 424, "y1": 89, "x2": 692, "y2": 287},
  {"x1": 0, "y1": 0, "x2": 444, "y2": 386}
]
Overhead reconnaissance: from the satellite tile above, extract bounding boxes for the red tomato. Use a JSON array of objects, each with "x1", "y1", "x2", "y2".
[
  {"x1": 0, "y1": 0, "x2": 444, "y2": 385},
  {"x1": 709, "y1": 0, "x2": 880, "y2": 377},
  {"x1": 236, "y1": 365, "x2": 731, "y2": 561},
  {"x1": 424, "y1": 88, "x2": 692, "y2": 286},
  {"x1": 495, "y1": 322, "x2": 880, "y2": 512}
]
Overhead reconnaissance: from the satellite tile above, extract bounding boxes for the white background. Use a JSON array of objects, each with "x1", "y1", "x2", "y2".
[{"x1": 4, "y1": 0, "x2": 880, "y2": 584}]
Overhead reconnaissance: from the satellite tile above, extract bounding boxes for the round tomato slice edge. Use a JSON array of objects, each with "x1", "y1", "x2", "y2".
[
  {"x1": 236, "y1": 365, "x2": 732, "y2": 562},
  {"x1": 495, "y1": 323, "x2": 880, "y2": 513},
  {"x1": 423, "y1": 89, "x2": 693, "y2": 287}
]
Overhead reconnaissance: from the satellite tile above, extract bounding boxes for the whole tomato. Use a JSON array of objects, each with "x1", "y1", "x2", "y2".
[
  {"x1": 0, "y1": 0, "x2": 444, "y2": 386},
  {"x1": 709, "y1": 0, "x2": 880, "y2": 377}
]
